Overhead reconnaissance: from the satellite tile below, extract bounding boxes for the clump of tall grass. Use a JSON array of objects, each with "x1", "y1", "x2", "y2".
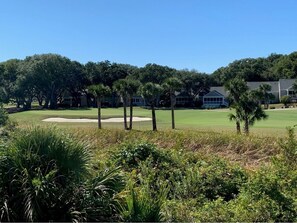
[{"x1": 72, "y1": 127, "x2": 280, "y2": 168}]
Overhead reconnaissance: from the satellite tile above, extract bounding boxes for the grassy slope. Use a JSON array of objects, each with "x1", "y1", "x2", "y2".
[{"x1": 9, "y1": 107, "x2": 293, "y2": 168}]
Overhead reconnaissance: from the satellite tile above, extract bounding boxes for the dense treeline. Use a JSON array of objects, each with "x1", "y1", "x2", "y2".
[
  {"x1": 1, "y1": 52, "x2": 297, "y2": 109},
  {"x1": 212, "y1": 52, "x2": 297, "y2": 84},
  {"x1": 0, "y1": 54, "x2": 210, "y2": 110}
]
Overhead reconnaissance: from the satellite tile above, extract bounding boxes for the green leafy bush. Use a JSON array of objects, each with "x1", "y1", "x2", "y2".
[
  {"x1": 172, "y1": 157, "x2": 247, "y2": 201},
  {"x1": 112, "y1": 143, "x2": 172, "y2": 169},
  {"x1": 281, "y1": 95, "x2": 291, "y2": 107},
  {"x1": 193, "y1": 198, "x2": 233, "y2": 222}
]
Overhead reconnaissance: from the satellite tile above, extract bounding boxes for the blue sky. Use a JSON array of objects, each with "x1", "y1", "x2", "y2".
[{"x1": 0, "y1": 0, "x2": 297, "y2": 73}]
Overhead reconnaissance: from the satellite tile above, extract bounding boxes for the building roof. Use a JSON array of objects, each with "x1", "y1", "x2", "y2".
[
  {"x1": 247, "y1": 81, "x2": 279, "y2": 93},
  {"x1": 204, "y1": 90, "x2": 224, "y2": 97},
  {"x1": 279, "y1": 79, "x2": 296, "y2": 91},
  {"x1": 209, "y1": 86, "x2": 228, "y2": 97}
]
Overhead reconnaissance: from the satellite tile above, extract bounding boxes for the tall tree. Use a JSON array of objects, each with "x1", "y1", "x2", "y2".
[
  {"x1": 162, "y1": 77, "x2": 183, "y2": 129},
  {"x1": 113, "y1": 78, "x2": 140, "y2": 130},
  {"x1": 140, "y1": 82, "x2": 163, "y2": 131},
  {"x1": 21, "y1": 54, "x2": 75, "y2": 109},
  {"x1": 136, "y1": 63, "x2": 175, "y2": 84},
  {"x1": 113, "y1": 79, "x2": 129, "y2": 130},
  {"x1": 126, "y1": 79, "x2": 140, "y2": 130},
  {"x1": 224, "y1": 77, "x2": 248, "y2": 133},
  {"x1": 88, "y1": 84, "x2": 111, "y2": 129}
]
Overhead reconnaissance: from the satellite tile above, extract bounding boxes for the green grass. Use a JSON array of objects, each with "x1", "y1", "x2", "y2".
[{"x1": 9, "y1": 107, "x2": 297, "y2": 135}]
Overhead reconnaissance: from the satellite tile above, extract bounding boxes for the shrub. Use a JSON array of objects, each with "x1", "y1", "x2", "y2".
[
  {"x1": 163, "y1": 199, "x2": 199, "y2": 222},
  {"x1": 0, "y1": 104, "x2": 8, "y2": 127},
  {"x1": 230, "y1": 166, "x2": 296, "y2": 222},
  {"x1": 193, "y1": 198, "x2": 233, "y2": 222},
  {"x1": 172, "y1": 157, "x2": 247, "y2": 201},
  {"x1": 0, "y1": 126, "x2": 90, "y2": 222},
  {"x1": 112, "y1": 143, "x2": 172, "y2": 169},
  {"x1": 280, "y1": 95, "x2": 291, "y2": 106}
]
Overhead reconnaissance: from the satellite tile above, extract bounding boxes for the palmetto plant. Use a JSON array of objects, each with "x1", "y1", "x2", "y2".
[
  {"x1": 0, "y1": 126, "x2": 90, "y2": 222},
  {"x1": 121, "y1": 181, "x2": 167, "y2": 222},
  {"x1": 74, "y1": 167, "x2": 126, "y2": 222}
]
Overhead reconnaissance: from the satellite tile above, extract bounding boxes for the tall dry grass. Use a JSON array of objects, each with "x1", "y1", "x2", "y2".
[{"x1": 68, "y1": 127, "x2": 280, "y2": 169}]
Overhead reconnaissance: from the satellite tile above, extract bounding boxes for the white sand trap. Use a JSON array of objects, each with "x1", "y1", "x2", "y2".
[{"x1": 42, "y1": 117, "x2": 152, "y2": 123}]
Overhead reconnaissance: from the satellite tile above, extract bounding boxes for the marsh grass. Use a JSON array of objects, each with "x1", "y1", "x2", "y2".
[{"x1": 64, "y1": 127, "x2": 280, "y2": 169}]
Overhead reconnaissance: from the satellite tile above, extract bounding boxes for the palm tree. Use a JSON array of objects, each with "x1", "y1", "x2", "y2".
[
  {"x1": 140, "y1": 82, "x2": 163, "y2": 131},
  {"x1": 257, "y1": 84, "x2": 273, "y2": 109},
  {"x1": 224, "y1": 77, "x2": 249, "y2": 104},
  {"x1": 224, "y1": 77, "x2": 248, "y2": 133},
  {"x1": 228, "y1": 107, "x2": 242, "y2": 134},
  {"x1": 126, "y1": 79, "x2": 140, "y2": 130},
  {"x1": 113, "y1": 79, "x2": 129, "y2": 130},
  {"x1": 225, "y1": 78, "x2": 268, "y2": 134},
  {"x1": 88, "y1": 84, "x2": 111, "y2": 129},
  {"x1": 238, "y1": 92, "x2": 268, "y2": 135},
  {"x1": 162, "y1": 77, "x2": 183, "y2": 129},
  {"x1": 113, "y1": 79, "x2": 140, "y2": 130}
]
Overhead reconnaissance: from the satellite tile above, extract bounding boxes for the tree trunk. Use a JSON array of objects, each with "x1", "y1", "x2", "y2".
[
  {"x1": 236, "y1": 121, "x2": 241, "y2": 134},
  {"x1": 171, "y1": 94, "x2": 175, "y2": 129},
  {"x1": 37, "y1": 93, "x2": 43, "y2": 106},
  {"x1": 123, "y1": 98, "x2": 128, "y2": 130},
  {"x1": 49, "y1": 85, "x2": 57, "y2": 109},
  {"x1": 265, "y1": 101, "x2": 269, "y2": 109},
  {"x1": 244, "y1": 118, "x2": 249, "y2": 135},
  {"x1": 151, "y1": 104, "x2": 157, "y2": 131},
  {"x1": 44, "y1": 98, "x2": 49, "y2": 109},
  {"x1": 97, "y1": 97, "x2": 102, "y2": 129},
  {"x1": 129, "y1": 97, "x2": 133, "y2": 130}
]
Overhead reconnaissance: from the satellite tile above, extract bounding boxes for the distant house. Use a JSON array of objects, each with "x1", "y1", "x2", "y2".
[
  {"x1": 175, "y1": 92, "x2": 194, "y2": 107},
  {"x1": 202, "y1": 90, "x2": 229, "y2": 108},
  {"x1": 203, "y1": 79, "x2": 297, "y2": 108},
  {"x1": 278, "y1": 79, "x2": 297, "y2": 100},
  {"x1": 247, "y1": 81, "x2": 279, "y2": 103},
  {"x1": 132, "y1": 96, "x2": 146, "y2": 106}
]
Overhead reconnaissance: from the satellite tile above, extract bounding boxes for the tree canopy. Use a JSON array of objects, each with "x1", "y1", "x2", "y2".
[{"x1": 1, "y1": 51, "x2": 297, "y2": 110}]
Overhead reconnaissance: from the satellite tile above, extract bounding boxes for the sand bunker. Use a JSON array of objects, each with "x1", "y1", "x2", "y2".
[{"x1": 42, "y1": 117, "x2": 152, "y2": 123}]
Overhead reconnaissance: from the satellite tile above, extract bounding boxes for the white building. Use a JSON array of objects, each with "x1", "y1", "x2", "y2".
[{"x1": 202, "y1": 79, "x2": 297, "y2": 108}]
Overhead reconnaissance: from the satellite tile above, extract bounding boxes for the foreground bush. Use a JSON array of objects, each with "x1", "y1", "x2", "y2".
[{"x1": 0, "y1": 127, "x2": 125, "y2": 222}]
